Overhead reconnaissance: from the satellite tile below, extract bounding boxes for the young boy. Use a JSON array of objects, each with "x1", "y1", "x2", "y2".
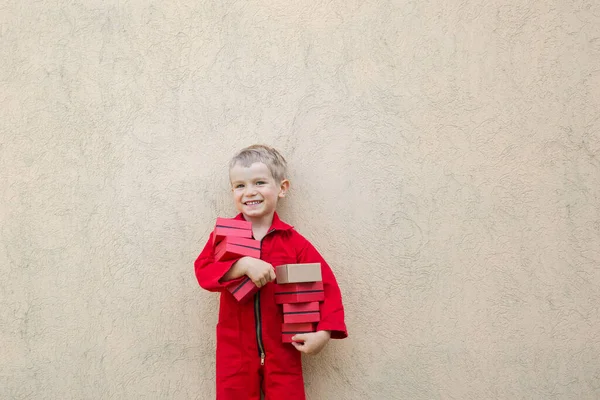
[{"x1": 194, "y1": 144, "x2": 347, "y2": 400}]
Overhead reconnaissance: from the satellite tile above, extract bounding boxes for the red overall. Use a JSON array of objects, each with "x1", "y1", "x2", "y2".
[{"x1": 195, "y1": 213, "x2": 347, "y2": 400}]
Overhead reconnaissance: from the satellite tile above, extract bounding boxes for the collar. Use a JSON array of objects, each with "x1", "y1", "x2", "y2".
[{"x1": 234, "y1": 212, "x2": 293, "y2": 231}]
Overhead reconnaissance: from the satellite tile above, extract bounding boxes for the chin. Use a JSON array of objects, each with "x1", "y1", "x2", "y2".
[
  {"x1": 244, "y1": 209, "x2": 274, "y2": 219},
  {"x1": 242, "y1": 209, "x2": 263, "y2": 216}
]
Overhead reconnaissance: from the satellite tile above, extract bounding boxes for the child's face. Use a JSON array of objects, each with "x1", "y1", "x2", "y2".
[{"x1": 229, "y1": 162, "x2": 288, "y2": 222}]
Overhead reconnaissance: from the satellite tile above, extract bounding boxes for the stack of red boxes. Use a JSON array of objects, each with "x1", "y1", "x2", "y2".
[
  {"x1": 274, "y1": 263, "x2": 324, "y2": 343},
  {"x1": 213, "y1": 218, "x2": 260, "y2": 303}
]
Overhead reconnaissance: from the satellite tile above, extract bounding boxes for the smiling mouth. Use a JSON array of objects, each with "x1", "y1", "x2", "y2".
[{"x1": 244, "y1": 200, "x2": 263, "y2": 205}]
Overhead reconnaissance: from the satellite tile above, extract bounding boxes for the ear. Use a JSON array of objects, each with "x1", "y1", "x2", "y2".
[{"x1": 278, "y1": 179, "x2": 290, "y2": 198}]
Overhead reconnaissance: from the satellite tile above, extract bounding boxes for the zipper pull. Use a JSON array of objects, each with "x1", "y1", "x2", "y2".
[{"x1": 260, "y1": 353, "x2": 265, "y2": 366}]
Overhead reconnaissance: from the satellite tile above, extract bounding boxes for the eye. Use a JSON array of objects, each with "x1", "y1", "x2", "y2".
[
  {"x1": 234, "y1": 184, "x2": 244, "y2": 189},
  {"x1": 256, "y1": 181, "x2": 266, "y2": 185}
]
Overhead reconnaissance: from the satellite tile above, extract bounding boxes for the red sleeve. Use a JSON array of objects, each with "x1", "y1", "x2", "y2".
[
  {"x1": 296, "y1": 234, "x2": 348, "y2": 339},
  {"x1": 194, "y1": 232, "x2": 241, "y2": 292}
]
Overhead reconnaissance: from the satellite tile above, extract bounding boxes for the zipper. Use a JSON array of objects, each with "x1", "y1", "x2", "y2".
[
  {"x1": 254, "y1": 228, "x2": 275, "y2": 366},
  {"x1": 254, "y1": 293, "x2": 265, "y2": 365}
]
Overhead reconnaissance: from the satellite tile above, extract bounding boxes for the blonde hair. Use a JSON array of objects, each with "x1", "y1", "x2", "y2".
[{"x1": 229, "y1": 144, "x2": 288, "y2": 182}]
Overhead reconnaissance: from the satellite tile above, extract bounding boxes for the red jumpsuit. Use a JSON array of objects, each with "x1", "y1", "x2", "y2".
[{"x1": 194, "y1": 212, "x2": 348, "y2": 400}]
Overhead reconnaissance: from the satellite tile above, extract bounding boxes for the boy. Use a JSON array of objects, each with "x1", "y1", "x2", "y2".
[{"x1": 194, "y1": 144, "x2": 347, "y2": 400}]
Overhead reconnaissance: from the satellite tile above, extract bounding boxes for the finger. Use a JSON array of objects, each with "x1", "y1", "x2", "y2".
[
  {"x1": 291, "y1": 334, "x2": 307, "y2": 342},
  {"x1": 269, "y1": 268, "x2": 276, "y2": 281},
  {"x1": 291, "y1": 342, "x2": 306, "y2": 352}
]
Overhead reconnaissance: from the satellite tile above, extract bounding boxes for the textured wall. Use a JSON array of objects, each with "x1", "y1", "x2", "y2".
[{"x1": 1, "y1": 0, "x2": 599, "y2": 399}]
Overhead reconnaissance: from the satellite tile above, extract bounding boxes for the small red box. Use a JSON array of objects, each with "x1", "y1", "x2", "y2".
[
  {"x1": 274, "y1": 281, "x2": 324, "y2": 304},
  {"x1": 216, "y1": 217, "x2": 252, "y2": 230},
  {"x1": 215, "y1": 236, "x2": 261, "y2": 261},
  {"x1": 213, "y1": 217, "x2": 252, "y2": 244},
  {"x1": 225, "y1": 276, "x2": 259, "y2": 303},
  {"x1": 283, "y1": 302, "x2": 320, "y2": 324},
  {"x1": 281, "y1": 322, "x2": 316, "y2": 343}
]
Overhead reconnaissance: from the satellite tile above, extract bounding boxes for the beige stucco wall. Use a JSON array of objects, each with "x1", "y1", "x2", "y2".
[{"x1": 1, "y1": 1, "x2": 599, "y2": 399}]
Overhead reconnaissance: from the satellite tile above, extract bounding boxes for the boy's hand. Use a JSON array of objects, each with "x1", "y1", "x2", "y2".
[
  {"x1": 240, "y1": 257, "x2": 276, "y2": 288},
  {"x1": 291, "y1": 330, "x2": 331, "y2": 355}
]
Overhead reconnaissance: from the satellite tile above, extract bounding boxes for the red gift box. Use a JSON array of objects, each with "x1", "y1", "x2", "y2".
[
  {"x1": 281, "y1": 322, "x2": 316, "y2": 343},
  {"x1": 274, "y1": 281, "x2": 325, "y2": 304},
  {"x1": 224, "y1": 276, "x2": 259, "y2": 303},
  {"x1": 282, "y1": 302, "x2": 320, "y2": 324},
  {"x1": 213, "y1": 217, "x2": 252, "y2": 244},
  {"x1": 215, "y1": 236, "x2": 261, "y2": 261}
]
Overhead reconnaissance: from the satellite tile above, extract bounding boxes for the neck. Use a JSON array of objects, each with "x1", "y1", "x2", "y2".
[
  {"x1": 243, "y1": 213, "x2": 274, "y2": 241},
  {"x1": 242, "y1": 212, "x2": 275, "y2": 231}
]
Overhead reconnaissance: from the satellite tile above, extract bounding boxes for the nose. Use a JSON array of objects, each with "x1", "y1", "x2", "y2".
[{"x1": 244, "y1": 184, "x2": 258, "y2": 196}]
